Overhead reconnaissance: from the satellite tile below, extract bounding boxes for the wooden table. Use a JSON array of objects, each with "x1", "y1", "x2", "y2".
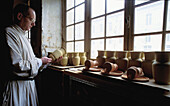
[{"x1": 42, "y1": 65, "x2": 170, "y2": 106}]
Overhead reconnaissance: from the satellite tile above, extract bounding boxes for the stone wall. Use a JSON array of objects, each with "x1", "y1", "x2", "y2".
[{"x1": 42, "y1": 0, "x2": 62, "y2": 55}]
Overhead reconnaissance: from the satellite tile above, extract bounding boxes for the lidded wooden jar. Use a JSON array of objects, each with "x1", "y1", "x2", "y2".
[
  {"x1": 49, "y1": 47, "x2": 66, "y2": 62},
  {"x1": 68, "y1": 52, "x2": 73, "y2": 65},
  {"x1": 106, "y1": 51, "x2": 116, "y2": 63},
  {"x1": 79, "y1": 52, "x2": 87, "y2": 65},
  {"x1": 72, "y1": 52, "x2": 80, "y2": 66},
  {"x1": 152, "y1": 52, "x2": 170, "y2": 84},
  {"x1": 60, "y1": 53, "x2": 68, "y2": 66},
  {"x1": 128, "y1": 51, "x2": 143, "y2": 67},
  {"x1": 115, "y1": 51, "x2": 128, "y2": 72},
  {"x1": 96, "y1": 50, "x2": 106, "y2": 67},
  {"x1": 142, "y1": 52, "x2": 155, "y2": 78}
]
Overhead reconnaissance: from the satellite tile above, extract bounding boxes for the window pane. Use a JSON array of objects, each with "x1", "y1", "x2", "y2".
[
  {"x1": 91, "y1": 17, "x2": 105, "y2": 38},
  {"x1": 106, "y1": 11, "x2": 124, "y2": 36},
  {"x1": 67, "y1": 9, "x2": 74, "y2": 25},
  {"x1": 134, "y1": 1, "x2": 164, "y2": 34},
  {"x1": 135, "y1": 0, "x2": 150, "y2": 5},
  {"x1": 91, "y1": 0, "x2": 105, "y2": 18},
  {"x1": 106, "y1": 38, "x2": 123, "y2": 51},
  {"x1": 166, "y1": 0, "x2": 170, "y2": 31},
  {"x1": 66, "y1": 0, "x2": 74, "y2": 10},
  {"x1": 67, "y1": 42, "x2": 74, "y2": 52},
  {"x1": 75, "y1": 4, "x2": 85, "y2": 23},
  {"x1": 134, "y1": 35, "x2": 162, "y2": 51},
  {"x1": 91, "y1": 39, "x2": 104, "y2": 59},
  {"x1": 165, "y1": 34, "x2": 170, "y2": 51},
  {"x1": 75, "y1": 22, "x2": 84, "y2": 40},
  {"x1": 107, "y1": 0, "x2": 124, "y2": 13},
  {"x1": 75, "y1": 41, "x2": 84, "y2": 52},
  {"x1": 66, "y1": 26, "x2": 74, "y2": 41},
  {"x1": 75, "y1": 0, "x2": 85, "y2": 6}
]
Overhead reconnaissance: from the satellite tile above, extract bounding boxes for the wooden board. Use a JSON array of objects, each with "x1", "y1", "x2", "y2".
[
  {"x1": 83, "y1": 67, "x2": 103, "y2": 72},
  {"x1": 49, "y1": 64, "x2": 84, "y2": 70},
  {"x1": 101, "y1": 70, "x2": 123, "y2": 76},
  {"x1": 121, "y1": 74, "x2": 149, "y2": 82}
]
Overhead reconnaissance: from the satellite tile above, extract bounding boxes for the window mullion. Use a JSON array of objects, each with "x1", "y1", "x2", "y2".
[
  {"x1": 62, "y1": 0, "x2": 66, "y2": 50},
  {"x1": 85, "y1": 0, "x2": 91, "y2": 59},
  {"x1": 74, "y1": 0, "x2": 76, "y2": 51},
  {"x1": 130, "y1": 0, "x2": 135, "y2": 51},
  {"x1": 104, "y1": 0, "x2": 107, "y2": 50},
  {"x1": 162, "y1": 0, "x2": 168, "y2": 51},
  {"x1": 124, "y1": 0, "x2": 134, "y2": 51}
]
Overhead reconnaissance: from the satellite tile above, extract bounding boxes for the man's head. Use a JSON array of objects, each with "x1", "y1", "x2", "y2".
[{"x1": 14, "y1": 4, "x2": 36, "y2": 31}]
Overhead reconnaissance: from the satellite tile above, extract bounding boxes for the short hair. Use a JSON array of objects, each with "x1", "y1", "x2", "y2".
[{"x1": 13, "y1": 4, "x2": 32, "y2": 24}]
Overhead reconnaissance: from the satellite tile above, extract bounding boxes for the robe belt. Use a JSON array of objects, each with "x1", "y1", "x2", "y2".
[{"x1": 10, "y1": 76, "x2": 34, "y2": 81}]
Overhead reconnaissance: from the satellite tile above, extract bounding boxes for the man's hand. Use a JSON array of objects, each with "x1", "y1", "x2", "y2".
[
  {"x1": 56, "y1": 56, "x2": 63, "y2": 62},
  {"x1": 41, "y1": 57, "x2": 52, "y2": 64},
  {"x1": 51, "y1": 56, "x2": 63, "y2": 64}
]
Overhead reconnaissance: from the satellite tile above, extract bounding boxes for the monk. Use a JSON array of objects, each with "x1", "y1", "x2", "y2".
[{"x1": 2, "y1": 4, "x2": 52, "y2": 106}]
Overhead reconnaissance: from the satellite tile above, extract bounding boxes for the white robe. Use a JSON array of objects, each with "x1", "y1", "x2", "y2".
[{"x1": 3, "y1": 25, "x2": 42, "y2": 106}]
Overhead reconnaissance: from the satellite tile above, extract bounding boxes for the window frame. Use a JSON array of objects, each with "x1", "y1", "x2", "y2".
[
  {"x1": 64, "y1": 0, "x2": 170, "y2": 59},
  {"x1": 132, "y1": 0, "x2": 168, "y2": 51},
  {"x1": 65, "y1": 0, "x2": 86, "y2": 52}
]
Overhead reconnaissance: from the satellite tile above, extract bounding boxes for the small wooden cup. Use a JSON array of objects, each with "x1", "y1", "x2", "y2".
[
  {"x1": 85, "y1": 60, "x2": 99, "y2": 70},
  {"x1": 127, "y1": 66, "x2": 144, "y2": 80}
]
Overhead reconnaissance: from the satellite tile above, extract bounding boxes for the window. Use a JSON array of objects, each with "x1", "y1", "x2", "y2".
[
  {"x1": 134, "y1": 1, "x2": 164, "y2": 34},
  {"x1": 64, "y1": 0, "x2": 170, "y2": 59},
  {"x1": 165, "y1": 34, "x2": 170, "y2": 51},
  {"x1": 90, "y1": 0, "x2": 124, "y2": 58},
  {"x1": 134, "y1": 0, "x2": 164, "y2": 51},
  {"x1": 165, "y1": 0, "x2": 170, "y2": 51},
  {"x1": 66, "y1": 0, "x2": 85, "y2": 52},
  {"x1": 134, "y1": 35, "x2": 162, "y2": 51}
]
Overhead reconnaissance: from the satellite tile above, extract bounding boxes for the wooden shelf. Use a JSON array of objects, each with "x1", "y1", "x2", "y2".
[
  {"x1": 49, "y1": 65, "x2": 170, "y2": 96},
  {"x1": 46, "y1": 65, "x2": 170, "y2": 105}
]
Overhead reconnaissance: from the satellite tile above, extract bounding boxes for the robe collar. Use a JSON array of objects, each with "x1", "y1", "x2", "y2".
[{"x1": 13, "y1": 24, "x2": 28, "y2": 35}]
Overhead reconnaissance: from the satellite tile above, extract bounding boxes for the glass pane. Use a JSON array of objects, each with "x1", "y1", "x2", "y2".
[
  {"x1": 67, "y1": 42, "x2": 74, "y2": 52},
  {"x1": 106, "y1": 11, "x2": 124, "y2": 36},
  {"x1": 66, "y1": 0, "x2": 74, "y2": 10},
  {"x1": 75, "y1": 0, "x2": 85, "y2": 6},
  {"x1": 107, "y1": 0, "x2": 124, "y2": 13},
  {"x1": 91, "y1": 0, "x2": 105, "y2": 18},
  {"x1": 135, "y1": 0, "x2": 150, "y2": 5},
  {"x1": 75, "y1": 4, "x2": 85, "y2": 23},
  {"x1": 75, "y1": 22, "x2": 84, "y2": 40},
  {"x1": 165, "y1": 34, "x2": 170, "y2": 51},
  {"x1": 134, "y1": 35, "x2": 162, "y2": 51},
  {"x1": 134, "y1": 1, "x2": 164, "y2": 34},
  {"x1": 91, "y1": 39, "x2": 104, "y2": 59},
  {"x1": 106, "y1": 38, "x2": 124, "y2": 51},
  {"x1": 75, "y1": 41, "x2": 84, "y2": 52},
  {"x1": 91, "y1": 17, "x2": 105, "y2": 38},
  {"x1": 166, "y1": 0, "x2": 170, "y2": 31},
  {"x1": 66, "y1": 26, "x2": 74, "y2": 41},
  {"x1": 67, "y1": 9, "x2": 74, "y2": 25}
]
